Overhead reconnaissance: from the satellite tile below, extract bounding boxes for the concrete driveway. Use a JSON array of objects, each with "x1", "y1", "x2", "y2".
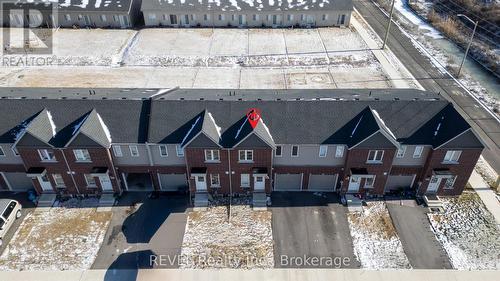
[
  {"x1": 92, "y1": 192, "x2": 189, "y2": 270},
  {"x1": 387, "y1": 202, "x2": 452, "y2": 269},
  {"x1": 271, "y1": 192, "x2": 360, "y2": 268},
  {"x1": 0, "y1": 192, "x2": 35, "y2": 255}
]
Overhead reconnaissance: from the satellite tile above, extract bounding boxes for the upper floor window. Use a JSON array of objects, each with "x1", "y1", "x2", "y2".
[
  {"x1": 0, "y1": 146, "x2": 5, "y2": 157},
  {"x1": 239, "y1": 150, "x2": 253, "y2": 162},
  {"x1": 159, "y1": 145, "x2": 168, "y2": 157},
  {"x1": 319, "y1": 145, "x2": 328, "y2": 157},
  {"x1": 84, "y1": 174, "x2": 97, "y2": 187},
  {"x1": 396, "y1": 145, "x2": 407, "y2": 158},
  {"x1": 53, "y1": 174, "x2": 65, "y2": 187},
  {"x1": 413, "y1": 146, "x2": 423, "y2": 158},
  {"x1": 335, "y1": 146, "x2": 344, "y2": 158},
  {"x1": 210, "y1": 174, "x2": 220, "y2": 187},
  {"x1": 113, "y1": 145, "x2": 123, "y2": 157},
  {"x1": 205, "y1": 149, "x2": 220, "y2": 162},
  {"x1": 443, "y1": 150, "x2": 461, "y2": 163},
  {"x1": 176, "y1": 145, "x2": 184, "y2": 157},
  {"x1": 129, "y1": 145, "x2": 139, "y2": 157},
  {"x1": 275, "y1": 145, "x2": 282, "y2": 157},
  {"x1": 38, "y1": 149, "x2": 56, "y2": 161},
  {"x1": 367, "y1": 150, "x2": 384, "y2": 163},
  {"x1": 291, "y1": 145, "x2": 299, "y2": 157},
  {"x1": 73, "y1": 149, "x2": 91, "y2": 162}
]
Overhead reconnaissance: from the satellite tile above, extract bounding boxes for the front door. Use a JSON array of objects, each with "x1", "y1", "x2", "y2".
[
  {"x1": 426, "y1": 176, "x2": 441, "y2": 194},
  {"x1": 254, "y1": 175, "x2": 265, "y2": 191},
  {"x1": 99, "y1": 175, "x2": 113, "y2": 192},
  {"x1": 84, "y1": 15, "x2": 91, "y2": 26},
  {"x1": 195, "y1": 175, "x2": 207, "y2": 191},
  {"x1": 119, "y1": 15, "x2": 129, "y2": 28},
  {"x1": 38, "y1": 175, "x2": 53, "y2": 192},
  {"x1": 348, "y1": 176, "x2": 361, "y2": 193}
]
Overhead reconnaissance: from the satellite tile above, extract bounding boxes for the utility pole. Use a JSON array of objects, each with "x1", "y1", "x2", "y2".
[
  {"x1": 382, "y1": 0, "x2": 396, "y2": 50},
  {"x1": 456, "y1": 14, "x2": 478, "y2": 78}
]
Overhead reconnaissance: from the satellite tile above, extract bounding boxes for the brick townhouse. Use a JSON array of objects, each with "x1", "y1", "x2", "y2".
[{"x1": 0, "y1": 88, "x2": 485, "y2": 200}]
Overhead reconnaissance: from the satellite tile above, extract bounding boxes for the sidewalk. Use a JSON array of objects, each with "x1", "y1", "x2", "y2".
[
  {"x1": 469, "y1": 170, "x2": 500, "y2": 225},
  {"x1": 1, "y1": 269, "x2": 500, "y2": 281}
]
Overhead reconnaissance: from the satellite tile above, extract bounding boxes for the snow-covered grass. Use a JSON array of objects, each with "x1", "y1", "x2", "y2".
[
  {"x1": 428, "y1": 191, "x2": 500, "y2": 269},
  {"x1": 0, "y1": 198, "x2": 112, "y2": 271},
  {"x1": 348, "y1": 201, "x2": 411, "y2": 269},
  {"x1": 180, "y1": 197, "x2": 273, "y2": 269},
  {"x1": 475, "y1": 156, "x2": 499, "y2": 191}
]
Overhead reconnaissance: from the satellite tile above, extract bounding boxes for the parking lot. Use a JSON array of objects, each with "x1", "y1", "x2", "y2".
[
  {"x1": 271, "y1": 192, "x2": 360, "y2": 268},
  {"x1": 92, "y1": 193, "x2": 189, "y2": 270}
]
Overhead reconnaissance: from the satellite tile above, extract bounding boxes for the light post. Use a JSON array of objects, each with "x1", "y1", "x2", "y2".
[
  {"x1": 382, "y1": 0, "x2": 396, "y2": 50},
  {"x1": 456, "y1": 14, "x2": 479, "y2": 77}
]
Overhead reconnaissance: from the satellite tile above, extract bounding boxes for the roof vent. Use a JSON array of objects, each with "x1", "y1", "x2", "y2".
[
  {"x1": 238, "y1": 98, "x2": 242, "y2": 101},
  {"x1": 354, "y1": 98, "x2": 359, "y2": 101},
  {"x1": 121, "y1": 97, "x2": 127, "y2": 100},
  {"x1": 257, "y1": 98, "x2": 262, "y2": 101},
  {"x1": 61, "y1": 97, "x2": 67, "y2": 100},
  {"x1": 295, "y1": 98, "x2": 301, "y2": 101},
  {"x1": 219, "y1": 98, "x2": 224, "y2": 101},
  {"x1": 394, "y1": 97, "x2": 400, "y2": 101},
  {"x1": 82, "y1": 97, "x2": 87, "y2": 100},
  {"x1": 413, "y1": 98, "x2": 419, "y2": 101},
  {"x1": 41, "y1": 97, "x2": 47, "y2": 99},
  {"x1": 102, "y1": 97, "x2": 107, "y2": 100},
  {"x1": 315, "y1": 98, "x2": 320, "y2": 101},
  {"x1": 374, "y1": 98, "x2": 380, "y2": 101},
  {"x1": 1, "y1": 96, "x2": 7, "y2": 99},
  {"x1": 276, "y1": 98, "x2": 282, "y2": 101},
  {"x1": 199, "y1": 98, "x2": 204, "y2": 101},
  {"x1": 21, "y1": 97, "x2": 26, "y2": 99},
  {"x1": 180, "y1": 98, "x2": 184, "y2": 100}
]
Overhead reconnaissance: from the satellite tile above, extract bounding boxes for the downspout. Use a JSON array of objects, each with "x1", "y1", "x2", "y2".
[
  {"x1": 227, "y1": 148, "x2": 232, "y2": 222},
  {"x1": 61, "y1": 148, "x2": 79, "y2": 195},
  {"x1": 145, "y1": 143, "x2": 154, "y2": 167},
  {"x1": 106, "y1": 147, "x2": 120, "y2": 194}
]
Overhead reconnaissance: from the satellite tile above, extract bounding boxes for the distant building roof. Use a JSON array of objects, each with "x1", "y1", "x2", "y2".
[
  {"x1": 3, "y1": 0, "x2": 134, "y2": 13},
  {"x1": 141, "y1": 0, "x2": 353, "y2": 12}
]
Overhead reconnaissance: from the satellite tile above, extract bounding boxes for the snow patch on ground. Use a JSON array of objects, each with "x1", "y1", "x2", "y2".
[
  {"x1": 393, "y1": 0, "x2": 442, "y2": 38},
  {"x1": 0, "y1": 198, "x2": 111, "y2": 271},
  {"x1": 475, "y1": 156, "x2": 498, "y2": 190},
  {"x1": 180, "y1": 197, "x2": 274, "y2": 269},
  {"x1": 428, "y1": 191, "x2": 500, "y2": 270},
  {"x1": 348, "y1": 201, "x2": 411, "y2": 269}
]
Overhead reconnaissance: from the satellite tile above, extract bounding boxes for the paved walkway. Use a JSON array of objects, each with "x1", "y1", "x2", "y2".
[
  {"x1": 1, "y1": 269, "x2": 499, "y2": 281},
  {"x1": 469, "y1": 170, "x2": 500, "y2": 225}
]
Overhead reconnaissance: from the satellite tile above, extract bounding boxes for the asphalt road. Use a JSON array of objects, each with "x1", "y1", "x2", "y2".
[
  {"x1": 387, "y1": 203, "x2": 452, "y2": 269},
  {"x1": 271, "y1": 192, "x2": 360, "y2": 268},
  {"x1": 354, "y1": 0, "x2": 500, "y2": 172}
]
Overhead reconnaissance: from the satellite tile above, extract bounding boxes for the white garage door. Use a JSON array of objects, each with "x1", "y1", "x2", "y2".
[
  {"x1": 385, "y1": 175, "x2": 415, "y2": 191},
  {"x1": 159, "y1": 174, "x2": 187, "y2": 191},
  {"x1": 308, "y1": 174, "x2": 337, "y2": 191},
  {"x1": 2, "y1": 172, "x2": 34, "y2": 191},
  {"x1": 274, "y1": 174, "x2": 302, "y2": 191}
]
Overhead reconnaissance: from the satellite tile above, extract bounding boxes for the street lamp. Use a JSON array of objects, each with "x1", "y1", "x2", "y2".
[
  {"x1": 456, "y1": 14, "x2": 479, "y2": 77},
  {"x1": 382, "y1": 0, "x2": 396, "y2": 50}
]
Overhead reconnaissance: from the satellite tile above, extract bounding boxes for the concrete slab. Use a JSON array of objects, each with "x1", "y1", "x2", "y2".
[
  {"x1": 239, "y1": 68, "x2": 285, "y2": 89},
  {"x1": 329, "y1": 66, "x2": 391, "y2": 88},
  {"x1": 192, "y1": 67, "x2": 240, "y2": 88},
  {"x1": 209, "y1": 29, "x2": 248, "y2": 56},
  {"x1": 284, "y1": 29, "x2": 324, "y2": 55},
  {"x1": 285, "y1": 68, "x2": 337, "y2": 89},
  {"x1": 248, "y1": 29, "x2": 286, "y2": 56}
]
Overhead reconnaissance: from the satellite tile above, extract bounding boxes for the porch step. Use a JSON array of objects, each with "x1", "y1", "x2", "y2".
[
  {"x1": 424, "y1": 194, "x2": 444, "y2": 210},
  {"x1": 194, "y1": 192, "x2": 209, "y2": 211},
  {"x1": 253, "y1": 192, "x2": 268, "y2": 211},
  {"x1": 37, "y1": 193, "x2": 57, "y2": 208},
  {"x1": 99, "y1": 193, "x2": 116, "y2": 207},
  {"x1": 345, "y1": 194, "x2": 363, "y2": 212}
]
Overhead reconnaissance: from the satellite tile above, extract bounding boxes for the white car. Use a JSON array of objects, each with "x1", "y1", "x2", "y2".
[{"x1": 0, "y1": 199, "x2": 22, "y2": 246}]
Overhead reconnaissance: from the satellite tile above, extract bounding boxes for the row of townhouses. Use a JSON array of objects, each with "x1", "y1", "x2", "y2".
[
  {"x1": 0, "y1": 88, "x2": 484, "y2": 202},
  {"x1": 1, "y1": 0, "x2": 353, "y2": 28}
]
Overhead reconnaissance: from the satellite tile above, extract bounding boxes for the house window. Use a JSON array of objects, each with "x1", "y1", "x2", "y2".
[
  {"x1": 301, "y1": 14, "x2": 306, "y2": 21},
  {"x1": 12, "y1": 147, "x2": 19, "y2": 156},
  {"x1": 319, "y1": 145, "x2": 328, "y2": 157},
  {"x1": 322, "y1": 14, "x2": 328, "y2": 21},
  {"x1": 52, "y1": 174, "x2": 65, "y2": 187},
  {"x1": 444, "y1": 176, "x2": 457, "y2": 189},
  {"x1": 204, "y1": 14, "x2": 209, "y2": 21},
  {"x1": 113, "y1": 15, "x2": 118, "y2": 22},
  {"x1": 159, "y1": 145, "x2": 168, "y2": 157},
  {"x1": 253, "y1": 14, "x2": 257, "y2": 21},
  {"x1": 396, "y1": 145, "x2": 407, "y2": 158},
  {"x1": 0, "y1": 147, "x2": 5, "y2": 157},
  {"x1": 176, "y1": 145, "x2": 184, "y2": 157},
  {"x1": 413, "y1": 146, "x2": 423, "y2": 158},
  {"x1": 170, "y1": 14, "x2": 177, "y2": 24},
  {"x1": 231, "y1": 14, "x2": 235, "y2": 21},
  {"x1": 287, "y1": 14, "x2": 293, "y2": 21},
  {"x1": 184, "y1": 14, "x2": 189, "y2": 24},
  {"x1": 241, "y1": 174, "x2": 250, "y2": 187},
  {"x1": 100, "y1": 15, "x2": 106, "y2": 22},
  {"x1": 367, "y1": 150, "x2": 384, "y2": 163},
  {"x1": 113, "y1": 145, "x2": 123, "y2": 157},
  {"x1": 444, "y1": 150, "x2": 461, "y2": 163},
  {"x1": 205, "y1": 149, "x2": 220, "y2": 162},
  {"x1": 210, "y1": 174, "x2": 220, "y2": 187},
  {"x1": 275, "y1": 145, "x2": 282, "y2": 157},
  {"x1": 78, "y1": 14, "x2": 83, "y2": 21},
  {"x1": 218, "y1": 14, "x2": 224, "y2": 21},
  {"x1": 129, "y1": 145, "x2": 139, "y2": 157},
  {"x1": 335, "y1": 146, "x2": 344, "y2": 158},
  {"x1": 291, "y1": 145, "x2": 299, "y2": 157},
  {"x1": 84, "y1": 174, "x2": 96, "y2": 187},
  {"x1": 239, "y1": 150, "x2": 253, "y2": 162},
  {"x1": 65, "y1": 14, "x2": 71, "y2": 21},
  {"x1": 148, "y1": 13, "x2": 156, "y2": 21},
  {"x1": 364, "y1": 176, "x2": 375, "y2": 188},
  {"x1": 191, "y1": 14, "x2": 195, "y2": 21},
  {"x1": 73, "y1": 149, "x2": 91, "y2": 162},
  {"x1": 38, "y1": 149, "x2": 56, "y2": 161}
]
